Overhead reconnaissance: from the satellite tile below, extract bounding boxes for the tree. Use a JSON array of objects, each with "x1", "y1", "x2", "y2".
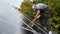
[{"x1": 19, "y1": 0, "x2": 35, "y2": 18}]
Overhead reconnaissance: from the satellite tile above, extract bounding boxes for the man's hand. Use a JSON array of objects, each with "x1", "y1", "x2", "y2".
[
  {"x1": 29, "y1": 21, "x2": 35, "y2": 27},
  {"x1": 36, "y1": 15, "x2": 41, "y2": 19},
  {"x1": 34, "y1": 15, "x2": 41, "y2": 19},
  {"x1": 34, "y1": 15, "x2": 37, "y2": 19},
  {"x1": 29, "y1": 15, "x2": 41, "y2": 28}
]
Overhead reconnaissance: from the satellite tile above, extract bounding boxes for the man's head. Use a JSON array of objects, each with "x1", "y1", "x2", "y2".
[
  {"x1": 32, "y1": 4, "x2": 37, "y2": 11},
  {"x1": 32, "y1": 3, "x2": 48, "y2": 11}
]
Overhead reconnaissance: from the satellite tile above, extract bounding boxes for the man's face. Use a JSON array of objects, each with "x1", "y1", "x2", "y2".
[{"x1": 32, "y1": 5, "x2": 36, "y2": 11}]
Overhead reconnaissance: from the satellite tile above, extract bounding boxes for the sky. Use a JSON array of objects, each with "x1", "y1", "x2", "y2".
[{"x1": 1, "y1": 0, "x2": 23, "y2": 8}]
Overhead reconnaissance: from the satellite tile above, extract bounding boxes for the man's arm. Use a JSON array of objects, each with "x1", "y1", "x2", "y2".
[
  {"x1": 29, "y1": 10, "x2": 41, "y2": 28},
  {"x1": 34, "y1": 10, "x2": 40, "y2": 19}
]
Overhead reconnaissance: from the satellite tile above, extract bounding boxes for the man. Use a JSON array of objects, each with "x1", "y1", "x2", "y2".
[{"x1": 29, "y1": 3, "x2": 52, "y2": 34}]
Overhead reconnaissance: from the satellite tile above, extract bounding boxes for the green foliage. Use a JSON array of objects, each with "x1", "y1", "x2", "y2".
[
  {"x1": 18, "y1": 0, "x2": 60, "y2": 34},
  {"x1": 33, "y1": 0, "x2": 41, "y2": 4},
  {"x1": 19, "y1": 0, "x2": 36, "y2": 19}
]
